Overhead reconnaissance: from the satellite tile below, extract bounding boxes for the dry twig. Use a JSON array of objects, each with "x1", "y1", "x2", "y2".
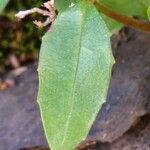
[{"x1": 15, "y1": 0, "x2": 56, "y2": 28}]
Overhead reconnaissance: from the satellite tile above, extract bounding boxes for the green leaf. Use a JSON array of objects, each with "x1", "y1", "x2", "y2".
[
  {"x1": 148, "y1": 6, "x2": 150, "y2": 20},
  {"x1": 139, "y1": 0, "x2": 150, "y2": 7},
  {"x1": 54, "y1": 0, "x2": 123, "y2": 33},
  {"x1": 0, "y1": 0, "x2": 9, "y2": 12},
  {"x1": 55, "y1": 0, "x2": 76, "y2": 12},
  {"x1": 101, "y1": 14, "x2": 123, "y2": 33},
  {"x1": 99, "y1": 0, "x2": 149, "y2": 19},
  {"x1": 38, "y1": 1, "x2": 114, "y2": 150},
  {"x1": 97, "y1": 0, "x2": 150, "y2": 32},
  {"x1": 55, "y1": 0, "x2": 150, "y2": 33}
]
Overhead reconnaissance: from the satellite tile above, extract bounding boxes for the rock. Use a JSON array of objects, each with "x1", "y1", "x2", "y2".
[
  {"x1": 78, "y1": 114, "x2": 150, "y2": 150},
  {"x1": 0, "y1": 62, "x2": 48, "y2": 150}
]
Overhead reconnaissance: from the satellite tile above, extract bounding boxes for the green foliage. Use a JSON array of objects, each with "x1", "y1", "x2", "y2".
[
  {"x1": 1, "y1": 0, "x2": 149, "y2": 149},
  {"x1": 54, "y1": 0, "x2": 150, "y2": 33},
  {"x1": 97, "y1": 0, "x2": 150, "y2": 32},
  {"x1": 0, "y1": 0, "x2": 44, "y2": 71},
  {"x1": 148, "y1": 6, "x2": 150, "y2": 19},
  {"x1": 139, "y1": 0, "x2": 150, "y2": 6},
  {"x1": 100, "y1": 0, "x2": 149, "y2": 18},
  {"x1": 54, "y1": 0, "x2": 122, "y2": 32},
  {"x1": 0, "y1": 0, "x2": 9, "y2": 12},
  {"x1": 101, "y1": 14, "x2": 123, "y2": 33},
  {"x1": 55, "y1": 0, "x2": 73, "y2": 12},
  {"x1": 38, "y1": 1, "x2": 114, "y2": 150}
]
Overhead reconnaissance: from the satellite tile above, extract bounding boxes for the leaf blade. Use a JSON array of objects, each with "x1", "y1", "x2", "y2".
[
  {"x1": 38, "y1": 1, "x2": 114, "y2": 150},
  {"x1": 148, "y1": 6, "x2": 150, "y2": 20},
  {"x1": 99, "y1": 0, "x2": 149, "y2": 19},
  {"x1": 0, "y1": 0, "x2": 9, "y2": 12},
  {"x1": 55, "y1": 0, "x2": 76, "y2": 12}
]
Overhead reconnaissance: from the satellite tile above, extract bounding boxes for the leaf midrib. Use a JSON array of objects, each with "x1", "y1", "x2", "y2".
[{"x1": 61, "y1": 3, "x2": 88, "y2": 148}]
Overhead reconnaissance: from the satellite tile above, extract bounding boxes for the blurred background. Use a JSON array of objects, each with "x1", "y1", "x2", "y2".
[
  {"x1": 0, "y1": 0, "x2": 49, "y2": 149},
  {"x1": 0, "y1": 0, "x2": 45, "y2": 73},
  {"x1": 0, "y1": 0, "x2": 150, "y2": 150}
]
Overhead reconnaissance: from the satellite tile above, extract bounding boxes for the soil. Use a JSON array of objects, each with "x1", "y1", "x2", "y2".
[{"x1": 0, "y1": 27, "x2": 150, "y2": 150}]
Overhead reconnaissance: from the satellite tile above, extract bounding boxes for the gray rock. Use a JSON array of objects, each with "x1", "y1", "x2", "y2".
[{"x1": 0, "y1": 63, "x2": 48, "y2": 150}]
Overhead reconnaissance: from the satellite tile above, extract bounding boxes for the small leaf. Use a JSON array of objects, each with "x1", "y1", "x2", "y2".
[
  {"x1": 99, "y1": 0, "x2": 149, "y2": 19},
  {"x1": 97, "y1": 0, "x2": 150, "y2": 32},
  {"x1": 38, "y1": 1, "x2": 114, "y2": 150},
  {"x1": 0, "y1": 0, "x2": 9, "y2": 12},
  {"x1": 54, "y1": 0, "x2": 122, "y2": 33},
  {"x1": 139, "y1": 0, "x2": 150, "y2": 7},
  {"x1": 55, "y1": 0, "x2": 150, "y2": 33},
  {"x1": 101, "y1": 14, "x2": 123, "y2": 33},
  {"x1": 148, "y1": 6, "x2": 150, "y2": 20}
]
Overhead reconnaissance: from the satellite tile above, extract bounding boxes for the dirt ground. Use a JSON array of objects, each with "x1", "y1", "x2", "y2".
[{"x1": 0, "y1": 27, "x2": 150, "y2": 150}]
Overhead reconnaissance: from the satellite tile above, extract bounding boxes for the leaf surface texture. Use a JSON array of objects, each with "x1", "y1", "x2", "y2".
[{"x1": 38, "y1": 1, "x2": 114, "y2": 150}]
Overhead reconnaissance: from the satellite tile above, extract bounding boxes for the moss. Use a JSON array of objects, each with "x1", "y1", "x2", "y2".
[{"x1": 0, "y1": 0, "x2": 46, "y2": 71}]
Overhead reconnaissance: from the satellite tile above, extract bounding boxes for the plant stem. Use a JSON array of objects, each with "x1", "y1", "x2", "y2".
[{"x1": 92, "y1": 0, "x2": 150, "y2": 32}]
